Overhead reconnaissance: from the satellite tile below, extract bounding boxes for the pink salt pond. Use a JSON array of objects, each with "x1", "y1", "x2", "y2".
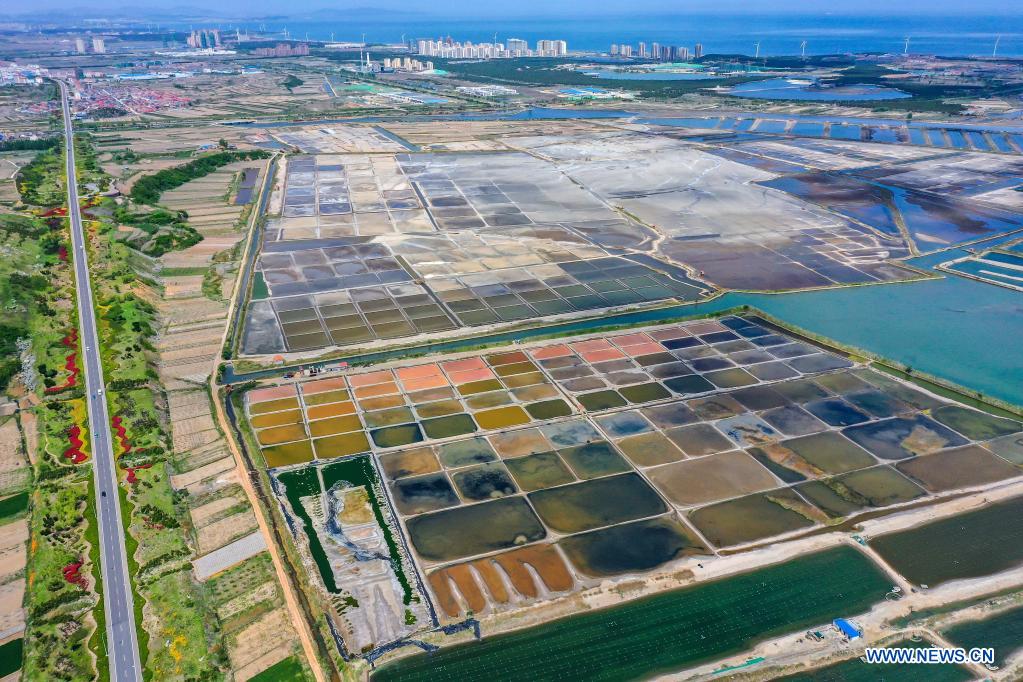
[
  {"x1": 612, "y1": 332, "x2": 654, "y2": 347},
  {"x1": 354, "y1": 382, "x2": 399, "y2": 399},
  {"x1": 247, "y1": 384, "x2": 297, "y2": 402},
  {"x1": 622, "y1": 342, "x2": 665, "y2": 357},
  {"x1": 348, "y1": 370, "x2": 395, "y2": 388},
  {"x1": 301, "y1": 377, "x2": 348, "y2": 394},
  {"x1": 531, "y1": 344, "x2": 572, "y2": 360},
  {"x1": 397, "y1": 364, "x2": 443, "y2": 381},
  {"x1": 448, "y1": 367, "x2": 496, "y2": 384},
  {"x1": 570, "y1": 339, "x2": 613, "y2": 354},
  {"x1": 581, "y1": 348, "x2": 626, "y2": 363},
  {"x1": 402, "y1": 374, "x2": 450, "y2": 392},
  {"x1": 442, "y1": 357, "x2": 487, "y2": 373}
]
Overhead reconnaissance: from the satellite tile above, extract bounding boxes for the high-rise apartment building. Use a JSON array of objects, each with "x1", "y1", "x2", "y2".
[
  {"x1": 536, "y1": 39, "x2": 566, "y2": 55},
  {"x1": 382, "y1": 57, "x2": 432, "y2": 72},
  {"x1": 92, "y1": 37, "x2": 106, "y2": 54},
  {"x1": 624, "y1": 40, "x2": 704, "y2": 62},
  {"x1": 416, "y1": 35, "x2": 565, "y2": 58},
  {"x1": 252, "y1": 42, "x2": 309, "y2": 57},
  {"x1": 507, "y1": 38, "x2": 528, "y2": 54},
  {"x1": 187, "y1": 29, "x2": 222, "y2": 50}
]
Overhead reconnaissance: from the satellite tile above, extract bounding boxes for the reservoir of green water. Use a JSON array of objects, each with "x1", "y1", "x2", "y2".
[
  {"x1": 276, "y1": 457, "x2": 413, "y2": 601},
  {"x1": 944, "y1": 604, "x2": 1023, "y2": 667},
  {"x1": 871, "y1": 495, "x2": 1023, "y2": 586},
  {"x1": 373, "y1": 546, "x2": 890, "y2": 681},
  {"x1": 0, "y1": 638, "x2": 22, "y2": 678},
  {"x1": 724, "y1": 274, "x2": 1023, "y2": 408}
]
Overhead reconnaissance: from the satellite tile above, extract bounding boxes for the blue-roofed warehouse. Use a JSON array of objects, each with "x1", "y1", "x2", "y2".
[{"x1": 834, "y1": 618, "x2": 862, "y2": 639}]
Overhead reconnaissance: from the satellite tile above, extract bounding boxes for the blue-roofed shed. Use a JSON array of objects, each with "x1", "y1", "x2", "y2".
[{"x1": 833, "y1": 618, "x2": 862, "y2": 639}]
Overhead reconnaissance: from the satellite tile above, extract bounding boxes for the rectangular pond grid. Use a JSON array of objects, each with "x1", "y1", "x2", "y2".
[{"x1": 246, "y1": 315, "x2": 1023, "y2": 620}]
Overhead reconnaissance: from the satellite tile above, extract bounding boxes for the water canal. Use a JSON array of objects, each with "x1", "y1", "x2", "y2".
[{"x1": 226, "y1": 270, "x2": 1023, "y2": 409}]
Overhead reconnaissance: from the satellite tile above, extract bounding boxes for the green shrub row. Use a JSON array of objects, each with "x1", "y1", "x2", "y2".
[{"x1": 130, "y1": 150, "x2": 269, "y2": 205}]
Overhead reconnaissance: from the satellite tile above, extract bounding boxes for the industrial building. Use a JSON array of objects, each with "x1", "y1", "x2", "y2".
[
  {"x1": 455, "y1": 84, "x2": 518, "y2": 97},
  {"x1": 833, "y1": 619, "x2": 863, "y2": 640}
]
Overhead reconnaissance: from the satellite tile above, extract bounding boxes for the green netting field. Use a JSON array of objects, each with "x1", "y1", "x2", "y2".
[{"x1": 373, "y1": 546, "x2": 891, "y2": 681}]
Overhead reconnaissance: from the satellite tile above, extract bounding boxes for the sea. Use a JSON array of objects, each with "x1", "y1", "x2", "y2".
[{"x1": 190, "y1": 14, "x2": 1023, "y2": 57}]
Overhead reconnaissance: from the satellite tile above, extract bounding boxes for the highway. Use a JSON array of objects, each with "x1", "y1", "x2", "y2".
[{"x1": 58, "y1": 80, "x2": 143, "y2": 682}]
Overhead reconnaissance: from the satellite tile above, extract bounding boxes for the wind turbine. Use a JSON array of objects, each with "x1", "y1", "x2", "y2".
[
  {"x1": 754, "y1": 41, "x2": 760, "y2": 58},
  {"x1": 993, "y1": 35, "x2": 1001, "y2": 57},
  {"x1": 903, "y1": 36, "x2": 910, "y2": 55},
  {"x1": 800, "y1": 40, "x2": 807, "y2": 59}
]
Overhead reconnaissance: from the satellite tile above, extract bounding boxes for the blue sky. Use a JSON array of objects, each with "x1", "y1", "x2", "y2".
[{"x1": 6, "y1": 0, "x2": 1023, "y2": 16}]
